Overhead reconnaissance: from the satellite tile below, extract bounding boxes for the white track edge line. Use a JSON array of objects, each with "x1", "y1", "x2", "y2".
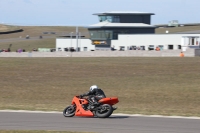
[{"x1": 0, "y1": 110, "x2": 200, "y2": 119}]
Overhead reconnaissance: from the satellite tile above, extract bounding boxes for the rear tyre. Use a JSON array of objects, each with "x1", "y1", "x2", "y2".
[
  {"x1": 95, "y1": 104, "x2": 113, "y2": 118},
  {"x1": 63, "y1": 105, "x2": 76, "y2": 117}
]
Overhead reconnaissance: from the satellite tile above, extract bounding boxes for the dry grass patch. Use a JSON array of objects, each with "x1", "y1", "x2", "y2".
[
  {"x1": 0, "y1": 26, "x2": 89, "y2": 39},
  {"x1": 0, "y1": 130, "x2": 93, "y2": 133},
  {"x1": 0, "y1": 38, "x2": 55, "y2": 52},
  {"x1": 0, "y1": 57, "x2": 200, "y2": 116},
  {"x1": 0, "y1": 25, "x2": 89, "y2": 51},
  {"x1": 0, "y1": 25, "x2": 9, "y2": 31},
  {"x1": 156, "y1": 25, "x2": 200, "y2": 34},
  {"x1": 0, "y1": 25, "x2": 21, "y2": 32}
]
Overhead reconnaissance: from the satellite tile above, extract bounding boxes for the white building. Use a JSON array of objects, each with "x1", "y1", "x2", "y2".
[
  {"x1": 56, "y1": 34, "x2": 200, "y2": 52},
  {"x1": 56, "y1": 38, "x2": 95, "y2": 52},
  {"x1": 112, "y1": 34, "x2": 200, "y2": 51},
  {"x1": 56, "y1": 11, "x2": 200, "y2": 52}
]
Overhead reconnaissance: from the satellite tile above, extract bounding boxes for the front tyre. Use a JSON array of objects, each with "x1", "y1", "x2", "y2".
[
  {"x1": 95, "y1": 104, "x2": 113, "y2": 118},
  {"x1": 63, "y1": 105, "x2": 76, "y2": 117}
]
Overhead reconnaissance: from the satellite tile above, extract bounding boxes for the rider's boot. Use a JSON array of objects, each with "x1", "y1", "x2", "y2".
[{"x1": 112, "y1": 106, "x2": 117, "y2": 110}]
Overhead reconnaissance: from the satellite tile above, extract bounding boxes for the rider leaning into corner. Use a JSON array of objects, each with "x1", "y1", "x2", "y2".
[{"x1": 80, "y1": 85, "x2": 106, "y2": 108}]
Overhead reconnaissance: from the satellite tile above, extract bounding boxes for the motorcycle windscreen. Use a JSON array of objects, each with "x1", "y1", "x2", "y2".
[{"x1": 99, "y1": 97, "x2": 119, "y2": 105}]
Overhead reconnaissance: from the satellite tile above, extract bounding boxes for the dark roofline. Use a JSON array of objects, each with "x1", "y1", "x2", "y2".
[
  {"x1": 87, "y1": 26, "x2": 156, "y2": 29},
  {"x1": 93, "y1": 13, "x2": 155, "y2": 16},
  {"x1": 58, "y1": 35, "x2": 85, "y2": 38}
]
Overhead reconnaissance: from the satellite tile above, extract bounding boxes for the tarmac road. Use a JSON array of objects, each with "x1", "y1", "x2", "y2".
[{"x1": 0, "y1": 112, "x2": 200, "y2": 133}]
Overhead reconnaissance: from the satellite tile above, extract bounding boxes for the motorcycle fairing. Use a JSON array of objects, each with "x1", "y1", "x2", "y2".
[
  {"x1": 98, "y1": 97, "x2": 119, "y2": 105},
  {"x1": 72, "y1": 96, "x2": 94, "y2": 117}
]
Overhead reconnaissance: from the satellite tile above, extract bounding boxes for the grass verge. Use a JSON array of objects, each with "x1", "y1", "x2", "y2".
[
  {"x1": 0, "y1": 38, "x2": 55, "y2": 52},
  {"x1": 0, "y1": 57, "x2": 200, "y2": 116},
  {"x1": 0, "y1": 130, "x2": 93, "y2": 133}
]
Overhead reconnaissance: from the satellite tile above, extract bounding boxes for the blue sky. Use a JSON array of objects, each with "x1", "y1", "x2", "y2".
[{"x1": 0, "y1": 0, "x2": 199, "y2": 26}]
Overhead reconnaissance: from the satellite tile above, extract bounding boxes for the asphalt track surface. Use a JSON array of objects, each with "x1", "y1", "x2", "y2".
[{"x1": 0, "y1": 112, "x2": 200, "y2": 133}]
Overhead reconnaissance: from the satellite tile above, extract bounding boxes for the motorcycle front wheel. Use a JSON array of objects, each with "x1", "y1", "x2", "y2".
[
  {"x1": 63, "y1": 105, "x2": 76, "y2": 117},
  {"x1": 95, "y1": 104, "x2": 113, "y2": 118}
]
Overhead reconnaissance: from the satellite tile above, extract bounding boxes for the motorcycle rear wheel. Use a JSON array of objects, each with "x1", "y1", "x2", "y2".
[
  {"x1": 63, "y1": 105, "x2": 76, "y2": 117},
  {"x1": 95, "y1": 104, "x2": 113, "y2": 118}
]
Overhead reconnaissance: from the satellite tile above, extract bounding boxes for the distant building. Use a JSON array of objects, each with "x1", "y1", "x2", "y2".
[
  {"x1": 56, "y1": 11, "x2": 200, "y2": 52},
  {"x1": 168, "y1": 20, "x2": 179, "y2": 27},
  {"x1": 88, "y1": 11, "x2": 156, "y2": 50}
]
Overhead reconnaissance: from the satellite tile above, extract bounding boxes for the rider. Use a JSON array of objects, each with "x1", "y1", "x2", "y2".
[{"x1": 80, "y1": 85, "x2": 106, "y2": 106}]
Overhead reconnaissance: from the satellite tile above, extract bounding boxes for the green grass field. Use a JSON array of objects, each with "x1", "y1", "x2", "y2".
[{"x1": 0, "y1": 57, "x2": 200, "y2": 116}]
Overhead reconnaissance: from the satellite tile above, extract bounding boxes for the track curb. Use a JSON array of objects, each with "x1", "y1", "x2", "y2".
[{"x1": 0, "y1": 110, "x2": 200, "y2": 120}]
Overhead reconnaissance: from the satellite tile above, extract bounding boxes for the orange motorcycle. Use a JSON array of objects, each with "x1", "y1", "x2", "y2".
[{"x1": 63, "y1": 96, "x2": 119, "y2": 118}]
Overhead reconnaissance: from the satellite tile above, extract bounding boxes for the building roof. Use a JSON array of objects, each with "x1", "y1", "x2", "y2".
[
  {"x1": 88, "y1": 22, "x2": 156, "y2": 28},
  {"x1": 93, "y1": 11, "x2": 155, "y2": 15},
  {"x1": 156, "y1": 23, "x2": 200, "y2": 28}
]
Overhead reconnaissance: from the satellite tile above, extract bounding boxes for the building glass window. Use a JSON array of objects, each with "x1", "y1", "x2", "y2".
[
  {"x1": 178, "y1": 45, "x2": 181, "y2": 49},
  {"x1": 98, "y1": 16, "x2": 120, "y2": 23},
  {"x1": 113, "y1": 32, "x2": 119, "y2": 39},
  {"x1": 99, "y1": 16, "x2": 107, "y2": 22},
  {"x1": 90, "y1": 29, "x2": 153, "y2": 40},
  {"x1": 158, "y1": 45, "x2": 164, "y2": 50},
  {"x1": 168, "y1": 45, "x2": 174, "y2": 50},
  {"x1": 148, "y1": 45, "x2": 155, "y2": 50},
  {"x1": 84, "y1": 47, "x2": 87, "y2": 51},
  {"x1": 89, "y1": 30, "x2": 113, "y2": 40},
  {"x1": 113, "y1": 16, "x2": 120, "y2": 22},
  {"x1": 106, "y1": 16, "x2": 112, "y2": 22}
]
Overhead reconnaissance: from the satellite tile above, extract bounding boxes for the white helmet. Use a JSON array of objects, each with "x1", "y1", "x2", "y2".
[{"x1": 90, "y1": 85, "x2": 98, "y2": 91}]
